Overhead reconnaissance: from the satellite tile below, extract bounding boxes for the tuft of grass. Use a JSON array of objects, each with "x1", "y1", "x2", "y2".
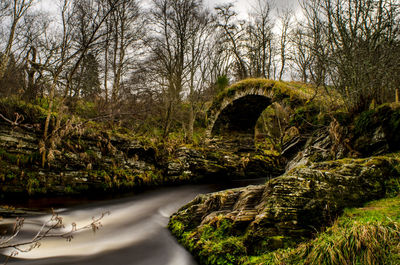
[
  {"x1": 171, "y1": 216, "x2": 247, "y2": 265},
  {"x1": 243, "y1": 196, "x2": 400, "y2": 265},
  {"x1": 171, "y1": 195, "x2": 400, "y2": 265}
]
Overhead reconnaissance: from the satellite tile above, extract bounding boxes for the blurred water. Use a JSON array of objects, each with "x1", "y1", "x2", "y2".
[{"x1": 1, "y1": 179, "x2": 266, "y2": 265}]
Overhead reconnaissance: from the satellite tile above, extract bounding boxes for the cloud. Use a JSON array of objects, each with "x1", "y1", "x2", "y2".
[{"x1": 204, "y1": 0, "x2": 301, "y2": 19}]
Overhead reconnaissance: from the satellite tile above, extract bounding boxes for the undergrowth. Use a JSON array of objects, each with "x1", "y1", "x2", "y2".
[
  {"x1": 170, "y1": 195, "x2": 400, "y2": 265},
  {"x1": 242, "y1": 196, "x2": 400, "y2": 265}
]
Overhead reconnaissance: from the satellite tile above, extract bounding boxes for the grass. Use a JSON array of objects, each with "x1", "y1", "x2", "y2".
[
  {"x1": 167, "y1": 150, "x2": 400, "y2": 265},
  {"x1": 170, "y1": 195, "x2": 400, "y2": 265},
  {"x1": 241, "y1": 196, "x2": 400, "y2": 265}
]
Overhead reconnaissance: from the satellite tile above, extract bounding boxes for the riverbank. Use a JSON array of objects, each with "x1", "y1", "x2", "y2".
[
  {"x1": 2, "y1": 82, "x2": 400, "y2": 265},
  {"x1": 167, "y1": 79, "x2": 400, "y2": 264},
  {"x1": 167, "y1": 97, "x2": 400, "y2": 265},
  {"x1": 169, "y1": 154, "x2": 400, "y2": 265},
  {"x1": 0, "y1": 98, "x2": 283, "y2": 200},
  {"x1": 245, "y1": 195, "x2": 400, "y2": 265},
  {"x1": 1, "y1": 179, "x2": 271, "y2": 265}
]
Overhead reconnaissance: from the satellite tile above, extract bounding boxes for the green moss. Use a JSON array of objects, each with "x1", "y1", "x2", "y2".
[
  {"x1": 64, "y1": 186, "x2": 74, "y2": 194},
  {"x1": 86, "y1": 166, "x2": 172, "y2": 191},
  {"x1": 26, "y1": 176, "x2": 40, "y2": 195},
  {"x1": 171, "y1": 216, "x2": 247, "y2": 265},
  {"x1": 208, "y1": 79, "x2": 313, "y2": 118},
  {"x1": 6, "y1": 172, "x2": 16, "y2": 180},
  {"x1": 0, "y1": 149, "x2": 39, "y2": 167},
  {"x1": 73, "y1": 100, "x2": 98, "y2": 119},
  {"x1": 0, "y1": 96, "x2": 56, "y2": 125},
  {"x1": 268, "y1": 196, "x2": 400, "y2": 265},
  {"x1": 289, "y1": 103, "x2": 324, "y2": 129},
  {"x1": 169, "y1": 219, "x2": 187, "y2": 238},
  {"x1": 174, "y1": 196, "x2": 400, "y2": 265},
  {"x1": 169, "y1": 154, "x2": 400, "y2": 265},
  {"x1": 0, "y1": 149, "x2": 18, "y2": 164},
  {"x1": 354, "y1": 109, "x2": 376, "y2": 136}
]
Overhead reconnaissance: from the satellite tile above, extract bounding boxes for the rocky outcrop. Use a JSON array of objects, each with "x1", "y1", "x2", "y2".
[
  {"x1": 0, "y1": 121, "x2": 163, "y2": 196},
  {"x1": 0, "y1": 123, "x2": 39, "y2": 154},
  {"x1": 283, "y1": 128, "x2": 347, "y2": 172},
  {"x1": 164, "y1": 145, "x2": 284, "y2": 182},
  {"x1": 169, "y1": 156, "x2": 400, "y2": 262},
  {"x1": 353, "y1": 104, "x2": 400, "y2": 156},
  {"x1": 0, "y1": 120, "x2": 283, "y2": 197},
  {"x1": 283, "y1": 105, "x2": 400, "y2": 173}
]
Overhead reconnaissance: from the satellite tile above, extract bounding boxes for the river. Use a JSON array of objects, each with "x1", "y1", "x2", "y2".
[{"x1": 1, "y1": 179, "x2": 265, "y2": 265}]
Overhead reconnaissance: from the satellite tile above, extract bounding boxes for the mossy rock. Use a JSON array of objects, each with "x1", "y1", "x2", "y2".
[
  {"x1": 353, "y1": 104, "x2": 400, "y2": 155},
  {"x1": 169, "y1": 155, "x2": 400, "y2": 265}
]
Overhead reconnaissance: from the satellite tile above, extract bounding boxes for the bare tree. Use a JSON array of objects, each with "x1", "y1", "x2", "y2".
[
  {"x1": 0, "y1": 0, "x2": 35, "y2": 80},
  {"x1": 301, "y1": 0, "x2": 400, "y2": 112},
  {"x1": 186, "y1": 7, "x2": 214, "y2": 140},
  {"x1": 247, "y1": 0, "x2": 275, "y2": 79},
  {"x1": 37, "y1": 0, "x2": 122, "y2": 166},
  {"x1": 207, "y1": 38, "x2": 232, "y2": 87},
  {"x1": 16, "y1": 10, "x2": 53, "y2": 100},
  {"x1": 277, "y1": 8, "x2": 292, "y2": 81},
  {"x1": 149, "y1": 0, "x2": 208, "y2": 137},
  {"x1": 109, "y1": 0, "x2": 143, "y2": 116},
  {"x1": 62, "y1": 0, "x2": 125, "y2": 100},
  {"x1": 100, "y1": 0, "x2": 113, "y2": 104},
  {"x1": 300, "y1": 0, "x2": 325, "y2": 86},
  {"x1": 289, "y1": 25, "x2": 313, "y2": 83},
  {"x1": 215, "y1": 3, "x2": 248, "y2": 80}
]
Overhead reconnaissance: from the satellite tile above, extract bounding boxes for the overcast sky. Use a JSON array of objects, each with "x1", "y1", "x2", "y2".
[
  {"x1": 204, "y1": 0, "x2": 300, "y2": 18},
  {"x1": 38, "y1": 0, "x2": 300, "y2": 18}
]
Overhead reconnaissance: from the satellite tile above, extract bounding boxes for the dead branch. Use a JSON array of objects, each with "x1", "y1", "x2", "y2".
[
  {"x1": 0, "y1": 211, "x2": 110, "y2": 264},
  {"x1": 0, "y1": 113, "x2": 34, "y2": 129}
]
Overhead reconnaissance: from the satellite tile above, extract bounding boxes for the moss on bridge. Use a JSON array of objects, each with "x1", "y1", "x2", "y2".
[
  {"x1": 208, "y1": 79, "x2": 315, "y2": 120},
  {"x1": 206, "y1": 79, "x2": 318, "y2": 150}
]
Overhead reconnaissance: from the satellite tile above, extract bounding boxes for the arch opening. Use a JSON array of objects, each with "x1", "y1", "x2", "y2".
[{"x1": 211, "y1": 95, "x2": 272, "y2": 151}]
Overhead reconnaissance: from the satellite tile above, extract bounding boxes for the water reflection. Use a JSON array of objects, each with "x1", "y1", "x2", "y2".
[{"x1": 2, "y1": 179, "x2": 266, "y2": 265}]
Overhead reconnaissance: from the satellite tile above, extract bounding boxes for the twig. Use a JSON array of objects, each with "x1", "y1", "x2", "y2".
[
  {"x1": 0, "y1": 211, "x2": 110, "y2": 264},
  {"x1": 0, "y1": 113, "x2": 34, "y2": 129}
]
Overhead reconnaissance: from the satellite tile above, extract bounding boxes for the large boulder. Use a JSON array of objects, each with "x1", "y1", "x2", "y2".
[{"x1": 169, "y1": 156, "x2": 400, "y2": 262}]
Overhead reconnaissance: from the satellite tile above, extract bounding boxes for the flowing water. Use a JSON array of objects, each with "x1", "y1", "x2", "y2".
[{"x1": 1, "y1": 179, "x2": 265, "y2": 265}]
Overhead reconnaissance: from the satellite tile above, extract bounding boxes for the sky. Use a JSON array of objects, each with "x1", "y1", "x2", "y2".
[
  {"x1": 204, "y1": 0, "x2": 301, "y2": 18},
  {"x1": 38, "y1": 0, "x2": 301, "y2": 18}
]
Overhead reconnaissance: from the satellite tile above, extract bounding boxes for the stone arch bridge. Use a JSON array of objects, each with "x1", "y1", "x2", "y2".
[{"x1": 206, "y1": 79, "x2": 310, "y2": 152}]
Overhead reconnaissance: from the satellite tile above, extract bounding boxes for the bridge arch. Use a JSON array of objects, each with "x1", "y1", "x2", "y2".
[{"x1": 206, "y1": 79, "x2": 309, "y2": 151}]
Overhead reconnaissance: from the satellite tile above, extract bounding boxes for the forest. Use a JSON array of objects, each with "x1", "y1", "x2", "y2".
[
  {"x1": 1, "y1": 0, "x2": 400, "y2": 264},
  {"x1": 1, "y1": 0, "x2": 399, "y2": 139}
]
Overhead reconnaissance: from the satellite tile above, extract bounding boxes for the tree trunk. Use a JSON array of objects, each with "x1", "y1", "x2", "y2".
[
  {"x1": 187, "y1": 105, "x2": 194, "y2": 141},
  {"x1": 25, "y1": 47, "x2": 37, "y2": 101},
  {"x1": 0, "y1": 54, "x2": 9, "y2": 81},
  {"x1": 42, "y1": 79, "x2": 57, "y2": 167},
  {"x1": 163, "y1": 101, "x2": 173, "y2": 139},
  {"x1": 396, "y1": 88, "x2": 399, "y2": 103},
  {"x1": 267, "y1": 40, "x2": 272, "y2": 79},
  {"x1": 0, "y1": 21, "x2": 18, "y2": 80},
  {"x1": 104, "y1": 41, "x2": 109, "y2": 105},
  {"x1": 279, "y1": 58, "x2": 285, "y2": 81}
]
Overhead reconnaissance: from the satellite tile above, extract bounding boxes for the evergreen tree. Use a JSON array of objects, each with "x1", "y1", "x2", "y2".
[{"x1": 79, "y1": 53, "x2": 101, "y2": 99}]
